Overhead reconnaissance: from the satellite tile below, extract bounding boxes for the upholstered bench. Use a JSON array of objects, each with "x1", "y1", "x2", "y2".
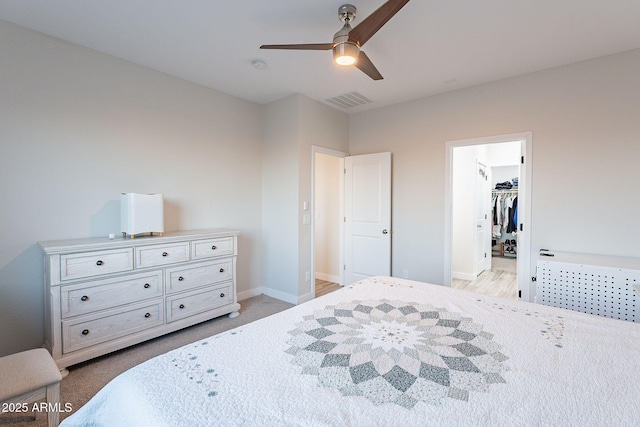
[{"x1": 0, "y1": 348, "x2": 62, "y2": 427}]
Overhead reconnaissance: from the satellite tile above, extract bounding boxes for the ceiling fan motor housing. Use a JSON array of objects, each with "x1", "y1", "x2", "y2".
[
  {"x1": 338, "y1": 4, "x2": 357, "y2": 23},
  {"x1": 333, "y1": 26, "x2": 359, "y2": 65}
]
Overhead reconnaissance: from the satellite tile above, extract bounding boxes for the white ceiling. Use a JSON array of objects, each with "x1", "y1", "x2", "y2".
[{"x1": 2, "y1": 0, "x2": 640, "y2": 114}]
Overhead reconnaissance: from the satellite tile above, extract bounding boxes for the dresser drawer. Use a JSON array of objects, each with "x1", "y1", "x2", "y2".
[
  {"x1": 192, "y1": 237, "x2": 235, "y2": 260},
  {"x1": 60, "y1": 271, "x2": 163, "y2": 318},
  {"x1": 166, "y1": 283, "x2": 233, "y2": 322},
  {"x1": 165, "y1": 259, "x2": 233, "y2": 294},
  {"x1": 62, "y1": 301, "x2": 163, "y2": 353},
  {"x1": 135, "y1": 242, "x2": 190, "y2": 268},
  {"x1": 60, "y1": 248, "x2": 134, "y2": 281}
]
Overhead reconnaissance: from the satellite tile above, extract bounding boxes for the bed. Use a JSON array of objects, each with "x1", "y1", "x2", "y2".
[{"x1": 61, "y1": 276, "x2": 640, "y2": 426}]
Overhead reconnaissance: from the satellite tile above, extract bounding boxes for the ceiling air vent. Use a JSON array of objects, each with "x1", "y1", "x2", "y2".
[{"x1": 324, "y1": 91, "x2": 373, "y2": 109}]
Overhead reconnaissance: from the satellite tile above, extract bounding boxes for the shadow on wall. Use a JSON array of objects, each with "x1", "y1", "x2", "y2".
[
  {"x1": 90, "y1": 199, "x2": 120, "y2": 237},
  {"x1": 164, "y1": 199, "x2": 181, "y2": 231},
  {"x1": 0, "y1": 244, "x2": 45, "y2": 357}
]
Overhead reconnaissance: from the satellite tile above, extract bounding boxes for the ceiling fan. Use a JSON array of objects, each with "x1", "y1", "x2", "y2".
[{"x1": 260, "y1": 0, "x2": 410, "y2": 81}]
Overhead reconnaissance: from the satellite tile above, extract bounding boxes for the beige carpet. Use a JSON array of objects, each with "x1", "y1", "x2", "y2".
[{"x1": 0, "y1": 294, "x2": 293, "y2": 426}]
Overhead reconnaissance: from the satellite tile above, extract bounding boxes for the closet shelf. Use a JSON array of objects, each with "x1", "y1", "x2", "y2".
[{"x1": 492, "y1": 241, "x2": 517, "y2": 257}]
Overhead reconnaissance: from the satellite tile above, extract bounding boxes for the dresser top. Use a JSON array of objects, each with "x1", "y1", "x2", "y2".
[{"x1": 38, "y1": 228, "x2": 240, "y2": 254}]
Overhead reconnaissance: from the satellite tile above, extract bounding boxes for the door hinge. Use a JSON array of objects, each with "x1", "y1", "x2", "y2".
[
  {"x1": 344, "y1": 265, "x2": 346, "y2": 270},
  {"x1": 344, "y1": 217, "x2": 346, "y2": 223},
  {"x1": 521, "y1": 155, "x2": 524, "y2": 164},
  {"x1": 518, "y1": 290, "x2": 522, "y2": 298},
  {"x1": 519, "y1": 223, "x2": 523, "y2": 232}
]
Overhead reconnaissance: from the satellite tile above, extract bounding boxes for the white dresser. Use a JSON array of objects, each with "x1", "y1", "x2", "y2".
[{"x1": 39, "y1": 229, "x2": 240, "y2": 374}]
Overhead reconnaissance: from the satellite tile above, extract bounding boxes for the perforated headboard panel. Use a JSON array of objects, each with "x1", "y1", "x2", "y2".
[{"x1": 537, "y1": 252, "x2": 640, "y2": 322}]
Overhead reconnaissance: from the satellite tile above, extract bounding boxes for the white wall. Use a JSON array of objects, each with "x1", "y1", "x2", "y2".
[
  {"x1": 314, "y1": 153, "x2": 342, "y2": 282},
  {"x1": 492, "y1": 166, "x2": 519, "y2": 188},
  {"x1": 349, "y1": 48, "x2": 640, "y2": 288},
  {"x1": 261, "y1": 94, "x2": 349, "y2": 303},
  {"x1": 297, "y1": 96, "x2": 349, "y2": 301},
  {"x1": 486, "y1": 142, "x2": 521, "y2": 167},
  {"x1": 0, "y1": 21, "x2": 263, "y2": 357},
  {"x1": 261, "y1": 95, "x2": 300, "y2": 301}
]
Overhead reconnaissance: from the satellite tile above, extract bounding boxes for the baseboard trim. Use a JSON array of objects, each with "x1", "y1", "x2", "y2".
[
  {"x1": 315, "y1": 272, "x2": 341, "y2": 284},
  {"x1": 451, "y1": 271, "x2": 477, "y2": 281},
  {"x1": 262, "y1": 287, "x2": 299, "y2": 305}
]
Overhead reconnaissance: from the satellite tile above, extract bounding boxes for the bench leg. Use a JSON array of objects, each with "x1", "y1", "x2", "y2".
[{"x1": 46, "y1": 382, "x2": 60, "y2": 427}]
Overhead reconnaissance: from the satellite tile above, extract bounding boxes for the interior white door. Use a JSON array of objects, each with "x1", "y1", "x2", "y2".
[
  {"x1": 484, "y1": 166, "x2": 493, "y2": 272},
  {"x1": 475, "y1": 162, "x2": 490, "y2": 275},
  {"x1": 344, "y1": 152, "x2": 392, "y2": 284}
]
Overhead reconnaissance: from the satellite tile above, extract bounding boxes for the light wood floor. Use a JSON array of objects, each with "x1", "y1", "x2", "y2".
[
  {"x1": 316, "y1": 262, "x2": 517, "y2": 300},
  {"x1": 315, "y1": 279, "x2": 341, "y2": 297},
  {"x1": 451, "y1": 257, "x2": 518, "y2": 299}
]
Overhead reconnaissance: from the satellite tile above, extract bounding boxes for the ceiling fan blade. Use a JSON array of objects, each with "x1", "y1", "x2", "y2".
[
  {"x1": 355, "y1": 51, "x2": 383, "y2": 80},
  {"x1": 348, "y1": 0, "x2": 410, "y2": 47},
  {"x1": 260, "y1": 43, "x2": 333, "y2": 50}
]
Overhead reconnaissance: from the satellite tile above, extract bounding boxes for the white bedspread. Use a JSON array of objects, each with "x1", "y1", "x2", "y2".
[{"x1": 61, "y1": 276, "x2": 640, "y2": 426}]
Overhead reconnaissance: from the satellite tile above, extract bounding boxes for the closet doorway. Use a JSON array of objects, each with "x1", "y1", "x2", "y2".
[
  {"x1": 311, "y1": 146, "x2": 346, "y2": 298},
  {"x1": 444, "y1": 133, "x2": 533, "y2": 301}
]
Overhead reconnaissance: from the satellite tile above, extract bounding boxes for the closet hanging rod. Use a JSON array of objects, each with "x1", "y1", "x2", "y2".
[{"x1": 492, "y1": 188, "x2": 518, "y2": 193}]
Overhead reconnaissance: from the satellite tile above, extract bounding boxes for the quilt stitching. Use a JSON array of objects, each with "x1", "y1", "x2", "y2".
[
  {"x1": 476, "y1": 299, "x2": 566, "y2": 347},
  {"x1": 168, "y1": 340, "x2": 221, "y2": 398},
  {"x1": 286, "y1": 299, "x2": 509, "y2": 408}
]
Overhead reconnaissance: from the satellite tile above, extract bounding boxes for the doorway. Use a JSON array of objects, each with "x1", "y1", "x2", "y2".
[
  {"x1": 311, "y1": 147, "x2": 393, "y2": 298},
  {"x1": 451, "y1": 143, "x2": 520, "y2": 298},
  {"x1": 311, "y1": 146, "x2": 347, "y2": 298},
  {"x1": 444, "y1": 132, "x2": 533, "y2": 301}
]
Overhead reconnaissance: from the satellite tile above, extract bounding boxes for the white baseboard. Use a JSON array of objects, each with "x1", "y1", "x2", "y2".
[
  {"x1": 297, "y1": 292, "x2": 314, "y2": 304},
  {"x1": 315, "y1": 272, "x2": 341, "y2": 284},
  {"x1": 451, "y1": 271, "x2": 477, "y2": 281},
  {"x1": 262, "y1": 287, "x2": 299, "y2": 305},
  {"x1": 239, "y1": 286, "x2": 309, "y2": 305}
]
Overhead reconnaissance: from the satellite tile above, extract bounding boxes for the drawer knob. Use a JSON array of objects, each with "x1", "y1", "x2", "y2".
[
  {"x1": 220, "y1": 293, "x2": 225, "y2": 298},
  {"x1": 179, "y1": 304, "x2": 185, "y2": 309},
  {"x1": 145, "y1": 313, "x2": 151, "y2": 318},
  {"x1": 96, "y1": 260, "x2": 104, "y2": 266},
  {"x1": 144, "y1": 283, "x2": 151, "y2": 289},
  {"x1": 81, "y1": 295, "x2": 89, "y2": 302},
  {"x1": 162, "y1": 252, "x2": 168, "y2": 257},
  {"x1": 82, "y1": 329, "x2": 89, "y2": 335},
  {"x1": 219, "y1": 268, "x2": 224, "y2": 273},
  {"x1": 178, "y1": 276, "x2": 184, "y2": 281},
  {"x1": 211, "y1": 245, "x2": 217, "y2": 250}
]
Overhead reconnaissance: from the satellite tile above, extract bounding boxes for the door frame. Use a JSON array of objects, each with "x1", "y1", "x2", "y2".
[
  {"x1": 444, "y1": 132, "x2": 533, "y2": 301},
  {"x1": 311, "y1": 145, "x2": 348, "y2": 297}
]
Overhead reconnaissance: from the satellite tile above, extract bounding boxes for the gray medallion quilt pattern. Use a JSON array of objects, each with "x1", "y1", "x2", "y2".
[{"x1": 286, "y1": 299, "x2": 508, "y2": 408}]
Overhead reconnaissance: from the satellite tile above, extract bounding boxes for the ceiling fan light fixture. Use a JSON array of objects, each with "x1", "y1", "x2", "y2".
[
  {"x1": 259, "y1": 1, "x2": 411, "y2": 80},
  {"x1": 333, "y1": 42, "x2": 359, "y2": 66}
]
